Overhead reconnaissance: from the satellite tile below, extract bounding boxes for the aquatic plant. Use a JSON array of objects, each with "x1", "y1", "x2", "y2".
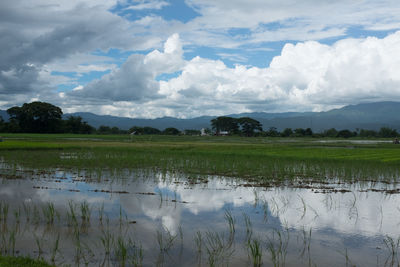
[
  {"x1": 243, "y1": 213, "x2": 253, "y2": 244},
  {"x1": 383, "y1": 236, "x2": 400, "y2": 267},
  {"x1": 267, "y1": 228, "x2": 289, "y2": 267},
  {"x1": 204, "y1": 231, "x2": 234, "y2": 267},
  {"x1": 194, "y1": 231, "x2": 203, "y2": 264},
  {"x1": 248, "y1": 238, "x2": 262, "y2": 267},
  {"x1": 42, "y1": 202, "x2": 57, "y2": 226},
  {"x1": 224, "y1": 209, "x2": 235, "y2": 238},
  {"x1": 156, "y1": 229, "x2": 177, "y2": 253},
  {"x1": 50, "y1": 233, "x2": 61, "y2": 265}
]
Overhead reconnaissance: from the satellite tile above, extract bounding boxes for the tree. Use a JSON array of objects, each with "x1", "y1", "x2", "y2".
[
  {"x1": 0, "y1": 116, "x2": 5, "y2": 132},
  {"x1": 359, "y1": 129, "x2": 378, "y2": 138},
  {"x1": 184, "y1": 129, "x2": 201, "y2": 136},
  {"x1": 129, "y1": 126, "x2": 161, "y2": 135},
  {"x1": 163, "y1": 127, "x2": 180, "y2": 135},
  {"x1": 281, "y1": 128, "x2": 293, "y2": 137},
  {"x1": 210, "y1": 116, "x2": 239, "y2": 135},
  {"x1": 266, "y1": 127, "x2": 279, "y2": 137},
  {"x1": 337, "y1": 129, "x2": 354, "y2": 138},
  {"x1": 237, "y1": 117, "x2": 262, "y2": 136},
  {"x1": 294, "y1": 128, "x2": 306, "y2": 137},
  {"x1": 7, "y1": 102, "x2": 63, "y2": 133},
  {"x1": 304, "y1": 128, "x2": 313, "y2": 136},
  {"x1": 378, "y1": 127, "x2": 398, "y2": 138},
  {"x1": 98, "y1": 125, "x2": 111, "y2": 134},
  {"x1": 143, "y1": 127, "x2": 161, "y2": 135},
  {"x1": 129, "y1": 126, "x2": 144, "y2": 135},
  {"x1": 64, "y1": 116, "x2": 94, "y2": 134},
  {"x1": 324, "y1": 128, "x2": 338, "y2": 137}
]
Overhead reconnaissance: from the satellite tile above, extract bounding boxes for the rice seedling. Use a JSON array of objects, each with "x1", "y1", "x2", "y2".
[
  {"x1": 204, "y1": 231, "x2": 234, "y2": 267},
  {"x1": 6, "y1": 229, "x2": 16, "y2": 256},
  {"x1": 22, "y1": 202, "x2": 31, "y2": 222},
  {"x1": 42, "y1": 202, "x2": 57, "y2": 226},
  {"x1": 32, "y1": 205, "x2": 40, "y2": 226},
  {"x1": 100, "y1": 217, "x2": 113, "y2": 263},
  {"x1": 50, "y1": 233, "x2": 61, "y2": 265},
  {"x1": 34, "y1": 233, "x2": 45, "y2": 259},
  {"x1": 115, "y1": 236, "x2": 128, "y2": 267},
  {"x1": 298, "y1": 227, "x2": 313, "y2": 267},
  {"x1": 383, "y1": 235, "x2": 400, "y2": 267},
  {"x1": 0, "y1": 202, "x2": 9, "y2": 224},
  {"x1": 80, "y1": 201, "x2": 91, "y2": 228},
  {"x1": 72, "y1": 225, "x2": 84, "y2": 265},
  {"x1": 115, "y1": 236, "x2": 144, "y2": 267},
  {"x1": 194, "y1": 231, "x2": 203, "y2": 264},
  {"x1": 156, "y1": 229, "x2": 177, "y2": 253},
  {"x1": 119, "y1": 206, "x2": 128, "y2": 230},
  {"x1": 248, "y1": 238, "x2": 262, "y2": 267},
  {"x1": 1, "y1": 135, "x2": 400, "y2": 266},
  {"x1": 267, "y1": 228, "x2": 290, "y2": 267},
  {"x1": 262, "y1": 200, "x2": 269, "y2": 222},
  {"x1": 67, "y1": 201, "x2": 78, "y2": 228},
  {"x1": 156, "y1": 228, "x2": 177, "y2": 267},
  {"x1": 243, "y1": 213, "x2": 253, "y2": 244},
  {"x1": 253, "y1": 189, "x2": 260, "y2": 206},
  {"x1": 157, "y1": 189, "x2": 164, "y2": 208},
  {"x1": 13, "y1": 207, "x2": 21, "y2": 225},
  {"x1": 224, "y1": 209, "x2": 235, "y2": 239},
  {"x1": 98, "y1": 203, "x2": 105, "y2": 225},
  {"x1": 3, "y1": 134, "x2": 400, "y2": 183},
  {"x1": 337, "y1": 248, "x2": 356, "y2": 267}
]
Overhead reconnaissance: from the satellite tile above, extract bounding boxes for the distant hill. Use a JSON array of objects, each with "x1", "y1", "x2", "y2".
[
  {"x1": 61, "y1": 112, "x2": 215, "y2": 130},
  {"x1": 0, "y1": 110, "x2": 9, "y2": 121},
  {"x1": 2, "y1": 101, "x2": 400, "y2": 131},
  {"x1": 249, "y1": 102, "x2": 400, "y2": 132}
]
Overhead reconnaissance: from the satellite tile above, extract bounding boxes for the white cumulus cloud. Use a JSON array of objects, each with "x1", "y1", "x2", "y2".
[{"x1": 64, "y1": 31, "x2": 400, "y2": 118}]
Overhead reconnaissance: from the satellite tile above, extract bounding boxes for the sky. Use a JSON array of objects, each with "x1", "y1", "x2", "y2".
[{"x1": 1, "y1": 0, "x2": 400, "y2": 119}]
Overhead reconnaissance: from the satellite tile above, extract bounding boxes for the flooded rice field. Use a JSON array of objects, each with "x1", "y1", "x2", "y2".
[{"x1": 0, "y1": 164, "x2": 400, "y2": 266}]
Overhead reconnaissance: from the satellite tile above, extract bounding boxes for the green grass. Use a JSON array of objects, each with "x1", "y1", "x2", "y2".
[
  {"x1": 0, "y1": 134, "x2": 399, "y2": 182},
  {"x1": 0, "y1": 256, "x2": 54, "y2": 267}
]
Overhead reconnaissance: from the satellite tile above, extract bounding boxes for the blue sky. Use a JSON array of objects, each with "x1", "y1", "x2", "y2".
[{"x1": 1, "y1": 0, "x2": 400, "y2": 118}]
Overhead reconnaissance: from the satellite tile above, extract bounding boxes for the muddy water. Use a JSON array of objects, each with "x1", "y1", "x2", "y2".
[{"x1": 0, "y1": 166, "x2": 399, "y2": 266}]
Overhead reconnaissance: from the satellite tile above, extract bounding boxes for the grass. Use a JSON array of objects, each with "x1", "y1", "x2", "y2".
[
  {"x1": 0, "y1": 255, "x2": 55, "y2": 267},
  {"x1": 1, "y1": 134, "x2": 400, "y2": 183}
]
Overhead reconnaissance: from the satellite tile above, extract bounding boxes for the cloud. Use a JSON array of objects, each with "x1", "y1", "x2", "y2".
[
  {"x1": 70, "y1": 34, "x2": 184, "y2": 101},
  {"x1": 0, "y1": 0, "x2": 163, "y2": 103},
  {"x1": 60, "y1": 31, "x2": 400, "y2": 118},
  {"x1": 155, "y1": 31, "x2": 400, "y2": 117},
  {"x1": 181, "y1": 0, "x2": 400, "y2": 49},
  {"x1": 2, "y1": 0, "x2": 400, "y2": 116},
  {"x1": 125, "y1": 0, "x2": 170, "y2": 10}
]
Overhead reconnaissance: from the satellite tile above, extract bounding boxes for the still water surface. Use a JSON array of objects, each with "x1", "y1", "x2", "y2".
[{"x1": 0, "y1": 165, "x2": 399, "y2": 266}]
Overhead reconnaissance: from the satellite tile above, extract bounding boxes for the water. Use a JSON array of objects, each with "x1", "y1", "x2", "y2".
[{"x1": 0, "y1": 165, "x2": 399, "y2": 266}]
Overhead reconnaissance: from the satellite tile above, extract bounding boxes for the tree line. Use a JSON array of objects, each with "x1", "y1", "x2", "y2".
[
  {"x1": 0, "y1": 102, "x2": 398, "y2": 138},
  {"x1": 0, "y1": 102, "x2": 94, "y2": 134},
  {"x1": 0, "y1": 101, "x2": 190, "y2": 135},
  {"x1": 210, "y1": 116, "x2": 399, "y2": 138}
]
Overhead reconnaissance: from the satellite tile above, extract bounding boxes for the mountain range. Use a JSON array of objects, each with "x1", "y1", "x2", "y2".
[{"x1": 1, "y1": 101, "x2": 400, "y2": 132}]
